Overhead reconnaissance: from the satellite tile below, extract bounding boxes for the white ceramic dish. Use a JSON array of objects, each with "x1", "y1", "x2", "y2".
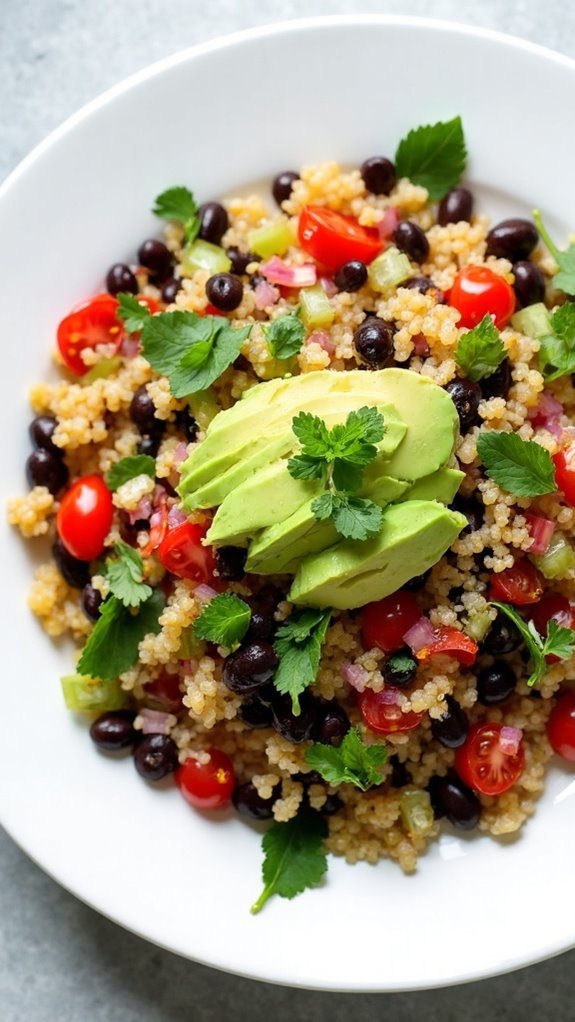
[{"x1": 1, "y1": 15, "x2": 575, "y2": 992}]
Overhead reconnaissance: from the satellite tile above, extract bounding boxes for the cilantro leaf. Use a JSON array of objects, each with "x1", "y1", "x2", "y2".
[
  {"x1": 476, "y1": 431, "x2": 556, "y2": 497},
  {"x1": 533, "y1": 210, "x2": 575, "y2": 296},
  {"x1": 305, "y1": 727, "x2": 387, "y2": 791},
  {"x1": 492, "y1": 601, "x2": 575, "y2": 687},
  {"x1": 539, "y1": 304, "x2": 575, "y2": 382},
  {"x1": 331, "y1": 459, "x2": 365, "y2": 492},
  {"x1": 194, "y1": 593, "x2": 251, "y2": 648},
  {"x1": 107, "y1": 455, "x2": 156, "y2": 491},
  {"x1": 116, "y1": 293, "x2": 152, "y2": 334},
  {"x1": 543, "y1": 618, "x2": 575, "y2": 661},
  {"x1": 394, "y1": 116, "x2": 467, "y2": 200},
  {"x1": 251, "y1": 810, "x2": 328, "y2": 915},
  {"x1": 312, "y1": 492, "x2": 383, "y2": 541},
  {"x1": 333, "y1": 406, "x2": 386, "y2": 450},
  {"x1": 105, "y1": 540, "x2": 152, "y2": 608},
  {"x1": 455, "y1": 315, "x2": 506, "y2": 382},
  {"x1": 274, "y1": 608, "x2": 332, "y2": 714},
  {"x1": 286, "y1": 454, "x2": 327, "y2": 482},
  {"x1": 152, "y1": 186, "x2": 200, "y2": 243},
  {"x1": 77, "y1": 590, "x2": 165, "y2": 681},
  {"x1": 265, "y1": 311, "x2": 305, "y2": 359},
  {"x1": 141, "y1": 311, "x2": 251, "y2": 397},
  {"x1": 291, "y1": 412, "x2": 333, "y2": 458}
]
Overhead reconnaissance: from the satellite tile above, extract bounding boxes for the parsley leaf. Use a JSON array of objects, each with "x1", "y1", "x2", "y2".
[
  {"x1": 286, "y1": 454, "x2": 328, "y2": 482},
  {"x1": 455, "y1": 315, "x2": 506, "y2": 382},
  {"x1": 105, "y1": 540, "x2": 152, "y2": 608},
  {"x1": 107, "y1": 455, "x2": 156, "y2": 491},
  {"x1": 141, "y1": 311, "x2": 251, "y2": 397},
  {"x1": 539, "y1": 304, "x2": 575, "y2": 382},
  {"x1": 311, "y1": 492, "x2": 383, "y2": 541},
  {"x1": 77, "y1": 590, "x2": 165, "y2": 681},
  {"x1": 251, "y1": 810, "x2": 328, "y2": 915},
  {"x1": 305, "y1": 726, "x2": 387, "y2": 791},
  {"x1": 265, "y1": 310, "x2": 305, "y2": 359},
  {"x1": 273, "y1": 608, "x2": 332, "y2": 714},
  {"x1": 476, "y1": 431, "x2": 556, "y2": 497},
  {"x1": 116, "y1": 293, "x2": 152, "y2": 334},
  {"x1": 152, "y1": 185, "x2": 200, "y2": 243},
  {"x1": 394, "y1": 116, "x2": 467, "y2": 200},
  {"x1": 194, "y1": 593, "x2": 251, "y2": 649},
  {"x1": 533, "y1": 210, "x2": 575, "y2": 296},
  {"x1": 492, "y1": 601, "x2": 575, "y2": 687}
]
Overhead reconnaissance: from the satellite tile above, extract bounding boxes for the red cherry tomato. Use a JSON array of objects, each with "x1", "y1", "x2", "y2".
[
  {"x1": 454, "y1": 722, "x2": 525, "y2": 795},
  {"x1": 362, "y1": 592, "x2": 421, "y2": 653},
  {"x1": 489, "y1": 560, "x2": 544, "y2": 606},
  {"x1": 416, "y1": 626, "x2": 478, "y2": 666},
  {"x1": 158, "y1": 522, "x2": 215, "y2": 582},
  {"x1": 298, "y1": 206, "x2": 383, "y2": 272},
  {"x1": 547, "y1": 692, "x2": 575, "y2": 762},
  {"x1": 57, "y1": 294, "x2": 123, "y2": 375},
  {"x1": 56, "y1": 475, "x2": 113, "y2": 561},
  {"x1": 553, "y1": 445, "x2": 575, "y2": 506},
  {"x1": 176, "y1": 748, "x2": 235, "y2": 809},
  {"x1": 358, "y1": 687, "x2": 423, "y2": 735},
  {"x1": 140, "y1": 503, "x2": 169, "y2": 558},
  {"x1": 448, "y1": 266, "x2": 516, "y2": 329}
]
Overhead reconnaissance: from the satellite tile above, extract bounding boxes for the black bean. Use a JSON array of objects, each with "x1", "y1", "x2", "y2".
[
  {"x1": 451, "y1": 495, "x2": 484, "y2": 536},
  {"x1": 360, "y1": 157, "x2": 397, "y2": 196},
  {"x1": 333, "y1": 260, "x2": 368, "y2": 293},
  {"x1": 476, "y1": 660, "x2": 517, "y2": 705},
  {"x1": 29, "y1": 415, "x2": 60, "y2": 455},
  {"x1": 214, "y1": 546, "x2": 247, "y2": 582},
  {"x1": 245, "y1": 612, "x2": 276, "y2": 643},
  {"x1": 134, "y1": 734, "x2": 178, "y2": 781},
  {"x1": 226, "y1": 247, "x2": 258, "y2": 276},
  {"x1": 250, "y1": 586, "x2": 281, "y2": 617},
  {"x1": 199, "y1": 202, "x2": 229, "y2": 245},
  {"x1": 320, "y1": 792, "x2": 343, "y2": 816},
  {"x1": 444, "y1": 378, "x2": 482, "y2": 432},
  {"x1": 90, "y1": 710, "x2": 137, "y2": 750},
  {"x1": 312, "y1": 702, "x2": 351, "y2": 746},
  {"x1": 205, "y1": 273, "x2": 243, "y2": 312},
  {"x1": 238, "y1": 695, "x2": 274, "y2": 729},
  {"x1": 272, "y1": 171, "x2": 299, "y2": 206},
  {"x1": 403, "y1": 570, "x2": 430, "y2": 592},
  {"x1": 106, "y1": 263, "x2": 138, "y2": 296},
  {"x1": 383, "y1": 649, "x2": 418, "y2": 687},
  {"x1": 52, "y1": 537, "x2": 91, "y2": 588},
  {"x1": 486, "y1": 218, "x2": 538, "y2": 261},
  {"x1": 26, "y1": 449, "x2": 68, "y2": 495},
  {"x1": 223, "y1": 642, "x2": 278, "y2": 694},
  {"x1": 81, "y1": 583, "x2": 103, "y2": 622},
  {"x1": 480, "y1": 358, "x2": 512, "y2": 401},
  {"x1": 129, "y1": 385, "x2": 164, "y2": 436},
  {"x1": 293, "y1": 770, "x2": 323, "y2": 786},
  {"x1": 481, "y1": 612, "x2": 522, "y2": 655},
  {"x1": 390, "y1": 758, "x2": 411, "y2": 788},
  {"x1": 271, "y1": 692, "x2": 319, "y2": 743},
  {"x1": 174, "y1": 406, "x2": 198, "y2": 443},
  {"x1": 430, "y1": 772, "x2": 481, "y2": 829},
  {"x1": 437, "y1": 187, "x2": 474, "y2": 226},
  {"x1": 393, "y1": 221, "x2": 429, "y2": 263},
  {"x1": 513, "y1": 260, "x2": 545, "y2": 308},
  {"x1": 232, "y1": 780, "x2": 278, "y2": 820},
  {"x1": 137, "y1": 239, "x2": 173, "y2": 281},
  {"x1": 161, "y1": 276, "x2": 182, "y2": 304},
  {"x1": 403, "y1": 276, "x2": 446, "y2": 303},
  {"x1": 353, "y1": 317, "x2": 395, "y2": 367},
  {"x1": 137, "y1": 435, "x2": 162, "y2": 458},
  {"x1": 430, "y1": 696, "x2": 468, "y2": 748}
]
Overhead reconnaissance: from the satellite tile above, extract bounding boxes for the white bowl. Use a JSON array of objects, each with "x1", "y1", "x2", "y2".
[{"x1": 1, "y1": 16, "x2": 575, "y2": 992}]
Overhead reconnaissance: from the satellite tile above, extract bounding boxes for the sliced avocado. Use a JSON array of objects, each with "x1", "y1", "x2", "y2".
[
  {"x1": 288, "y1": 500, "x2": 467, "y2": 610},
  {"x1": 206, "y1": 461, "x2": 324, "y2": 546},
  {"x1": 402, "y1": 467, "x2": 464, "y2": 504},
  {"x1": 180, "y1": 435, "x2": 293, "y2": 510}
]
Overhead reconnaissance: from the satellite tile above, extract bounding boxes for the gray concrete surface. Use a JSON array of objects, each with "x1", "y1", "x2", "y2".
[{"x1": 2, "y1": 1, "x2": 575, "y2": 1018}]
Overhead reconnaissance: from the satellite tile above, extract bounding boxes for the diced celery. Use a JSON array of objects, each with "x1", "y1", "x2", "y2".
[
  {"x1": 399, "y1": 788, "x2": 435, "y2": 837},
  {"x1": 368, "y1": 246, "x2": 412, "y2": 292},
  {"x1": 248, "y1": 220, "x2": 294, "y2": 259},
  {"x1": 181, "y1": 239, "x2": 231, "y2": 276},
  {"x1": 464, "y1": 609, "x2": 493, "y2": 643},
  {"x1": 82, "y1": 356, "x2": 122, "y2": 384},
  {"x1": 187, "y1": 390, "x2": 219, "y2": 430},
  {"x1": 61, "y1": 674, "x2": 126, "y2": 713},
  {"x1": 511, "y1": 303, "x2": 551, "y2": 339},
  {"x1": 178, "y1": 627, "x2": 205, "y2": 661},
  {"x1": 531, "y1": 533, "x2": 575, "y2": 579},
  {"x1": 299, "y1": 284, "x2": 335, "y2": 329}
]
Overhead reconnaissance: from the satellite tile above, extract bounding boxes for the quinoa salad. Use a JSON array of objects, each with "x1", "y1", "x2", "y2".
[{"x1": 9, "y1": 116, "x2": 575, "y2": 912}]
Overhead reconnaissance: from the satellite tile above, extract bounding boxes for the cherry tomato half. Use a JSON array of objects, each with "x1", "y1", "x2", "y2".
[
  {"x1": 298, "y1": 206, "x2": 383, "y2": 272},
  {"x1": 448, "y1": 265, "x2": 516, "y2": 330},
  {"x1": 416, "y1": 626, "x2": 478, "y2": 666},
  {"x1": 547, "y1": 692, "x2": 575, "y2": 762},
  {"x1": 454, "y1": 722, "x2": 525, "y2": 795},
  {"x1": 489, "y1": 560, "x2": 544, "y2": 606},
  {"x1": 158, "y1": 521, "x2": 215, "y2": 582},
  {"x1": 176, "y1": 748, "x2": 236, "y2": 808},
  {"x1": 553, "y1": 444, "x2": 575, "y2": 506},
  {"x1": 358, "y1": 687, "x2": 423, "y2": 735},
  {"x1": 56, "y1": 474, "x2": 114, "y2": 561},
  {"x1": 57, "y1": 294, "x2": 123, "y2": 375},
  {"x1": 362, "y1": 592, "x2": 421, "y2": 654}
]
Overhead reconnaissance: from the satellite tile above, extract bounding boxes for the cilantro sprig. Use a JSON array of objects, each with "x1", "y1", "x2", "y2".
[
  {"x1": 107, "y1": 455, "x2": 156, "y2": 492},
  {"x1": 533, "y1": 210, "x2": 575, "y2": 296},
  {"x1": 77, "y1": 590, "x2": 165, "y2": 681},
  {"x1": 273, "y1": 608, "x2": 332, "y2": 714},
  {"x1": 116, "y1": 293, "x2": 153, "y2": 333},
  {"x1": 539, "y1": 303, "x2": 575, "y2": 382},
  {"x1": 395, "y1": 116, "x2": 467, "y2": 200},
  {"x1": 492, "y1": 601, "x2": 575, "y2": 687},
  {"x1": 152, "y1": 186, "x2": 200, "y2": 244},
  {"x1": 251, "y1": 810, "x2": 328, "y2": 915},
  {"x1": 194, "y1": 593, "x2": 251, "y2": 649},
  {"x1": 305, "y1": 727, "x2": 387, "y2": 791},
  {"x1": 265, "y1": 309, "x2": 305, "y2": 360},
  {"x1": 105, "y1": 540, "x2": 152, "y2": 608},
  {"x1": 476, "y1": 431, "x2": 557, "y2": 498},
  {"x1": 455, "y1": 315, "x2": 506, "y2": 382}
]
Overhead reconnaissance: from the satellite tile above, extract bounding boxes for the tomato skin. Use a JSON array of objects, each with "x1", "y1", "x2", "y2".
[
  {"x1": 553, "y1": 446, "x2": 575, "y2": 506},
  {"x1": 362, "y1": 592, "x2": 421, "y2": 653},
  {"x1": 57, "y1": 294, "x2": 123, "y2": 375},
  {"x1": 547, "y1": 693, "x2": 575, "y2": 762},
  {"x1": 416, "y1": 626, "x2": 478, "y2": 666},
  {"x1": 298, "y1": 206, "x2": 383, "y2": 272},
  {"x1": 56, "y1": 475, "x2": 114, "y2": 561},
  {"x1": 454, "y1": 722, "x2": 525, "y2": 795},
  {"x1": 448, "y1": 266, "x2": 516, "y2": 329},
  {"x1": 489, "y1": 561, "x2": 544, "y2": 606},
  {"x1": 176, "y1": 748, "x2": 236, "y2": 808},
  {"x1": 158, "y1": 522, "x2": 215, "y2": 582},
  {"x1": 358, "y1": 687, "x2": 423, "y2": 735}
]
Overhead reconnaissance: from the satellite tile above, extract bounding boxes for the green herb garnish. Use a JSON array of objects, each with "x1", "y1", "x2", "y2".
[
  {"x1": 105, "y1": 540, "x2": 152, "y2": 608},
  {"x1": 476, "y1": 431, "x2": 556, "y2": 498},
  {"x1": 455, "y1": 315, "x2": 506, "y2": 382},
  {"x1": 107, "y1": 455, "x2": 156, "y2": 492},
  {"x1": 533, "y1": 210, "x2": 575, "y2": 296},
  {"x1": 305, "y1": 726, "x2": 387, "y2": 791},
  {"x1": 538, "y1": 303, "x2": 575, "y2": 382},
  {"x1": 492, "y1": 601, "x2": 575, "y2": 687},
  {"x1": 77, "y1": 590, "x2": 165, "y2": 681},
  {"x1": 116, "y1": 293, "x2": 152, "y2": 333},
  {"x1": 395, "y1": 116, "x2": 467, "y2": 200},
  {"x1": 273, "y1": 608, "x2": 332, "y2": 714},
  {"x1": 265, "y1": 309, "x2": 305, "y2": 360},
  {"x1": 194, "y1": 593, "x2": 251, "y2": 649},
  {"x1": 152, "y1": 186, "x2": 200, "y2": 244},
  {"x1": 251, "y1": 810, "x2": 328, "y2": 915}
]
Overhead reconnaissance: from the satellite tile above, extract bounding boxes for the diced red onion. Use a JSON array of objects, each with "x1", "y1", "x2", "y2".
[
  {"x1": 254, "y1": 280, "x2": 279, "y2": 310},
  {"x1": 120, "y1": 334, "x2": 141, "y2": 358},
  {"x1": 412, "y1": 333, "x2": 430, "y2": 357},
  {"x1": 403, "y1": 616, "x2": 436, "y2": 653},
  {"x1": 319, "y1": 276, "x2": 338, "y2": 298},
  {"x1": 530, "y1": 391, "x2": 563, "y2": 422},
  {"x1": 499, "y1": 725, "x2": 523, "y2": 756},
  {"x1": 524, "y1": 512, "x2": 556, "y2": 555},
  {"x1": 342, "y1": 661, "x2": 370, "y2": 692},
  {"x1": 377, "y1": 208, "x2": 399, "y2": 239},
  {"x1": 168, "y1": 505, "x2": 188, "y2": 528},
  {"x1": 307, "y1": 330, "x2": 336, "y2": 355},
  {"x1": 260, "y1": 256, "x2": 317, "y2": 288},
  {"x1": 195, "y1": 583, "x2": 218, "y2": 603},
  {"x1": 173, "y1": 441, "x2": 189, "y2": 468},
  {"x1": 179, "y1": 658, "x2": 198, "y2": 675},
  {"x1": 139, "y1": 708, "x2": 173, "y2": 735},
  {"x1": 127, "y1": 495, "x2": 153, "y2": 525}
]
